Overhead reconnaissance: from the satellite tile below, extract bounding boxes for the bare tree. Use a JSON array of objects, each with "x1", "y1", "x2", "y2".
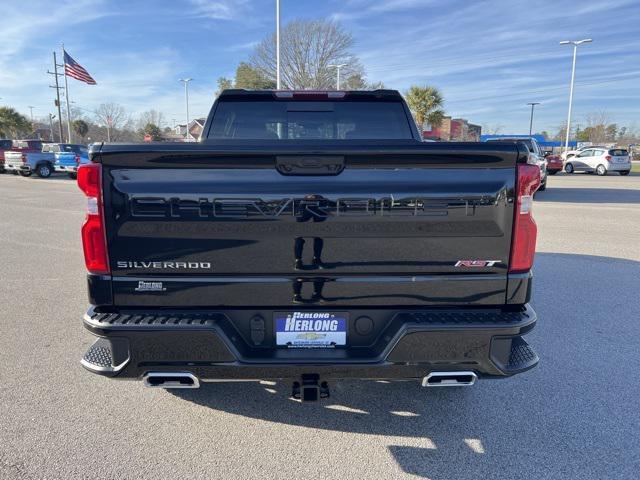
[
  {"x1": 250, "y1": 19, "x2": 365, "y2": 89},
  {"x1": 136, "y1": 110, "x2": 165, "y2": 131},
  {"x1": 94, "y1": 103, "x2": 128, "y2": 141},
  {"x1": 584, "y1": 110, "x2": 611, "y2": 143},
  {"x1": 482, "y1": 123, "x2": 505, "y2": 135}
]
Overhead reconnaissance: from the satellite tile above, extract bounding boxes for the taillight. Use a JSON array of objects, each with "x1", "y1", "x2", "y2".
[
  {"x1": 77, "y1": 163, "x2": 110, "y2": 274},
  {"x1": 605, "y1": 155, "x2": 612, "y2": 161},
  {"x1": 75, "y1": 154, "x2": 81, "y2": 165},
  {"x1": 509, "y1": 163, "x2": 540, "y2": 273}
]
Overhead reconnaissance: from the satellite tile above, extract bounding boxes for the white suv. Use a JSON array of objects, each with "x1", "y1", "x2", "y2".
[{"x1": 564, "y1": 148, "x2": 631, "y2": 176}]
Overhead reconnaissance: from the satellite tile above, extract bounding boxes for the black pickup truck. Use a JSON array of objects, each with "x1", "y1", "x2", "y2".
[{"x1": 78, "y1": 89, "x2": 540, "y2": 401}]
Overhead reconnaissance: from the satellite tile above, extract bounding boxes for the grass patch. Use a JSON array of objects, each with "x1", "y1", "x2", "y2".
[{"x1": 632, "y1": 162, "x2": 640, "y2": 173}]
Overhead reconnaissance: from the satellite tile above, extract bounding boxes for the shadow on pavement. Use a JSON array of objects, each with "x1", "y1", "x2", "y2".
[
  {"x1": 536, "y1": 187, "x2": 640, "y2": 204},
  {"x1": 169, "y1": 253, "x2": 639, "y2": 479}
]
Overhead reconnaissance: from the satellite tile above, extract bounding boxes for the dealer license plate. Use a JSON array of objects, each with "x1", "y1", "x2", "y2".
[{"x1": 274, "y1": 312, "x2": 348, "y2": 348}]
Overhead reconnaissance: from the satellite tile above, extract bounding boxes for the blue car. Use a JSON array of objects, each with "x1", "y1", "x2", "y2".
[{"x1": 52, "y1": 144, "x2": 89, "y2": 178}]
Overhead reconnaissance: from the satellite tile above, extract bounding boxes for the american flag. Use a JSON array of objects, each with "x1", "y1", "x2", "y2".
[{"x1": 64, "y1": 51, "x2": 96, "y2": 85}]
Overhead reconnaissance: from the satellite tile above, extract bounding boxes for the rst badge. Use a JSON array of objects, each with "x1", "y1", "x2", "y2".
[{"x1": 455, "y1": 260, "x2": 501, "y2": 267}]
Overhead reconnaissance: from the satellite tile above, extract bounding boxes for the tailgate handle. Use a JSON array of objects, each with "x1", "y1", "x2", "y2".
[{"x1": 276, "y1": 156, "x2": 345, "y2": 176}]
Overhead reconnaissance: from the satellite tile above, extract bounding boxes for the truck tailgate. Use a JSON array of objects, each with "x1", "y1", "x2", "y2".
[{"x1": 98, "y1": 142, "x2": 519, "y2": 307}]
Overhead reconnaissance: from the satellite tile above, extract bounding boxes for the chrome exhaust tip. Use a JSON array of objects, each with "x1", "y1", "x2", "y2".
[
  {"x1": 143, "y1": 372, "x2": 200, "y2": 389},
  {"x1": 422, "y1": 371, "x2": 477, "y2": 387}
]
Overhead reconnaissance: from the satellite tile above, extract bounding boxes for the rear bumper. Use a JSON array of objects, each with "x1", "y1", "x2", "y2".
[
  {"x1": 606, "y1": 162, "x2": 631, "y2": 171},
  {"x1": 4, "y1": 163, "x2": 25, "y2": 172},
  {"x1": 81, "y1": 305, "x2": 539, "y2": 381},
  {"x1": 54, "y1": 164, "x2": 77, "y2": 172}
]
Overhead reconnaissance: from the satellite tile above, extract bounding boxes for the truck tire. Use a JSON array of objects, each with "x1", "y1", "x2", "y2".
[
  {"x1": 619, "y1": 170, "x2": 630, "y2": 176},
  {"x1": 564, "y1": 163, "x2": 574, "y2": 174},
  {"x1": 36, "y1": 163, "x2": 52, "y2": 178},
  {"x1": 596, "y1": 164, "x2": 607, "y2": 176},
  {"x1": 19, "y1": 171, "x2": 32, "y2": 177}
]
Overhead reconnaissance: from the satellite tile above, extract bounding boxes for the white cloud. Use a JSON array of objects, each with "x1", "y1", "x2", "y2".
[
  {"x1": 0, "y1": 0, "x2": 111, "y2": 61},
  {"x1": 187, "y1": 0, "x2": 250, "y2": 20},
  {"x1": 341, "y1": 0, "x2": 640, "y2": 132}
]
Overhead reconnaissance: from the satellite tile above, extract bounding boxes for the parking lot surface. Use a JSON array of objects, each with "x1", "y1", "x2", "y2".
[{"x1": 1, "y1": 172, "x2": 639, "y2": 479}]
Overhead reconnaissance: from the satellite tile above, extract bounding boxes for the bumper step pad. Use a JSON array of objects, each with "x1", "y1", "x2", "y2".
[
  {"x1": 85, "y1": 310, "x2": 224, "y2": 329},
  {"x1": 80, "y1": 337, "x2": 130, "y2": 375},
  {"x1": 506, "y1": 337, "x2": 539, "y2": 371},
  {"x1": 83, "y1": 342, "x2": 113, "y2": 369},
  {"x1": 490, "y1": 336, "x2": 539, "y2": 374}
]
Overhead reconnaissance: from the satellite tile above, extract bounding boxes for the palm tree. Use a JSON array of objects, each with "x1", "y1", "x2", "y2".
[
  {"x1": 0, "y1": 107, "x2": 31, "y2": 138},
  {"x1": 72, "y1": 119, "x2": 89, "y2": 142},
  {"x1": 404, "y1": 86, "x2": 445, "y2": 137}
]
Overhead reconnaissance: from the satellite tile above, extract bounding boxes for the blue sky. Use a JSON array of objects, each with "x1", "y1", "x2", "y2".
[{"x1": 2, "y1": 0, "x2": 639, "y2": 134}]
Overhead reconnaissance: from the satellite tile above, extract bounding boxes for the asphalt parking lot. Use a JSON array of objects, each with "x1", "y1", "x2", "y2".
[{"x1": 1, "y1": 171, "x2": 639, "y2": 479}]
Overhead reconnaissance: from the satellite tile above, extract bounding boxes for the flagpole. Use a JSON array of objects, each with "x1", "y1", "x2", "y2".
[
  {"x1": 52, "y1": 51, "x2": 64, "y2": 142},
  {"x1": 62, "y1": 45, "x2": 73, "y2": 143}
]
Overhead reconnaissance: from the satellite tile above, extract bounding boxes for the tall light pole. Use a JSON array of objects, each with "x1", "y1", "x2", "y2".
[
  {"x1": 28, "y1": 106, "x2": 35, "y2": 123},
  {"x1": 560, "y1": 38, "x2": 592, "y2": 154},
  {"x1": 179, "y1": 78, "x2": 192, "y2": 140},
  {"x1": 527, "y1": 102, "x2": 540, "y2": 136},
  {"x1": 276, "y1": 0, "x2": 281, "y2": 89},
  {"x1": 328, "y1": 64, "x2": 347, "y2": 90}
]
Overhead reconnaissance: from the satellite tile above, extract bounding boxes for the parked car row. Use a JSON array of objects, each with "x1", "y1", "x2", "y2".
[
  {"x1": 0, "y1": 139, "x2": 89, "y2": 178},
  {"x1": 482, "y1": 137, "x2": 632, "y2": 179}
]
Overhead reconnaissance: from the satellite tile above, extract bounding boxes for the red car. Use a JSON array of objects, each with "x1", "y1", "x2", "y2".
[{"x1": 544, "y1": 152, "x2": 563, "y2": 175}]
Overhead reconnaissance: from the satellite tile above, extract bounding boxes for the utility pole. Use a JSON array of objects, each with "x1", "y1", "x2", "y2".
[
  {"x1": 62, "y1": 45, "x2": 72, "y2": 143},
  {"x1": 276, "y1": 0, "x2": 281, "y2": 89},
  {"x1": 527, "y1": 102, "x2": 540, "y2": 136},
  {"x1": 560, "y1": 39, "x2": 592, "y2": 155},
  {"x1": 328, "y1": 64, "x2": 347, "y2": 90},
  {"x1": 179, "y1": 78, "x2": 192, "y2": 141},
  {"x1": 47, "y1": 51, "x2": 64, "y2": 142}
]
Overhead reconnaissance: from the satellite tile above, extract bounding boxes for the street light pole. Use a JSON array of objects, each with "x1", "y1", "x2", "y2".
[
  {"x1": 328, "y1": 64, "x2": 347, "y2": 90},
  {"x1": 276, "y1": 0, "x2": 281, "y2": 89},
  {"x1": 49, "y1": 114, "x2": 55, "y2": 142},
  {"x1": 560, "y1": 38, "x2": 592, "y2": 154},
  {"x1": 179, "y1": 78, "x2": 192, "y2": 140},
  {"x1": 527, "y1": 102, "x2": 540, "y2": 136}
]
